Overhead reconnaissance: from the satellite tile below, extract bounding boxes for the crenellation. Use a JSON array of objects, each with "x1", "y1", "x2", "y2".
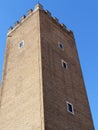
[
  {"x1": 14, "y1": 21, "x2": 20, "y2": 27},
  {"x1": 27, "y1": 9, "x2": 33, "y2": 15},
  {"x1": 20, "y1": 15, "x2": 26, "y2": 22},
  {"x1": 60, "y1": 23, "x2": 66, "y2": 29},
  {"x1": 44, "y1": 10, "x2": 73, "y2": 36},
  {"x1": 53, "y1": 17, "x2": 59, "y2": 23},
  {"x1": 60, "y1": 23, "x2": 74, "y2": 36},
  {"x1": 7, "y1": 3, "x2": 73, "y2": 38},
  {"x1": 8, "y1": 26, "x2": 13, "y2": 32},
  {"x1": 45, "y1": 10, "x2": 51, "y2": 16},
  {"x1": 67, "y1": 29, "x2": 73, "y2": 35}
]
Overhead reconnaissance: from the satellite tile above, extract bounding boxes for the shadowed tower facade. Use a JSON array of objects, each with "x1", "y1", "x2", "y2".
[{"x1": 0, "y1": 4, "x2": 94, "y2": 130}]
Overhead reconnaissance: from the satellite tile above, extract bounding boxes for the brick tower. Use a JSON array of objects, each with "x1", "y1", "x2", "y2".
[{"x1": 0, "y1": 3, "x2": 94, "y2": 130}]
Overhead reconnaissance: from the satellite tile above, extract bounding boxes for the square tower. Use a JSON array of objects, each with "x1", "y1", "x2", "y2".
[{"x1": 0, "y1": 3, "x2": 94, "y2": 130}]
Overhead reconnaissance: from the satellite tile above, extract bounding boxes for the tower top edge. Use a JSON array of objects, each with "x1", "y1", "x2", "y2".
[{"x1": 7, "y1": 3, "x2": 73, "y2": 37}]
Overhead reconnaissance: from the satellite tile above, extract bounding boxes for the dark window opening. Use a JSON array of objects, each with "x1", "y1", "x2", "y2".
[
  {"x1": 68, "y1": 103, "x2": 73, "y2": 112},
  {"x1": 67, "y1": 102, "x2": 74, "y2": 114},
  {"x1": 19, "y1": 41, "x2": 24, "y2": 48},
  {"x1": 63, "y1": 62, "x2": 67, "y2": 69},
  {"x1": 58, "y1": 42, "x2": 64, "y2": 50},
  {"x1": 62, "y1": 60, "x2": 67, "y2": 69}
]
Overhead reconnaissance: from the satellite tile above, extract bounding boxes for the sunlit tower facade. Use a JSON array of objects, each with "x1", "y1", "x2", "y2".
[{"x1": 0, "y1": 4, "x2": 94, "y2": 130}]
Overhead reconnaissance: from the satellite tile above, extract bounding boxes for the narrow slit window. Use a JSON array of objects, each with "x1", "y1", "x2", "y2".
[
  {"x1": 67, "y1": 102, "x2": 74, "y2": 114},
  {"x1": 61, "y1": 60, "x2": 67, "y2": 69}
]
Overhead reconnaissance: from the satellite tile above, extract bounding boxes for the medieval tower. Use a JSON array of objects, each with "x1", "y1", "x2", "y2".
[{"x1": 0, "y1": 3, "x2": 94, "y2": 130}]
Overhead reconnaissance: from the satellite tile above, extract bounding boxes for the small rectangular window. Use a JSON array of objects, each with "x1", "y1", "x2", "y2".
[
  {"x1": 58, "y1": 42, "x2": 64, "y2": 50},
  {"x1": 19, "y1": 41, "x2": 24, "y2": 48},
  {"x1": 66, "y1": 102, "x2": 74, "y2": 114}
]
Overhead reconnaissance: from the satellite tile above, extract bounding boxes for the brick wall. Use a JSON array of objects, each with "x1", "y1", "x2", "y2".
[
  {"x1": 0, "y1": 9, "x2": 44, "y2": 130},
  {"x1": 40, "y1": 10, "x2": 94, "y2": 130}
]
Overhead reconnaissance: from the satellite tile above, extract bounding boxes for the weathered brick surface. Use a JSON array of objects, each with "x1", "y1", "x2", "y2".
[
  {"x1": 40, "y1": 10, "x2": 94, "y2": 130},
  {"x1": 0, "y1": 5, "x2": 94, "y2": 130},
  {"x1": 0, "y1": 9, "x2": 44, "y2": 130}
]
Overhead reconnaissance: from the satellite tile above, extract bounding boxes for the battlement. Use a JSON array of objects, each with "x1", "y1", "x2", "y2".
[{"x1": 7, "y1": 3, "x2": 73, "y2": 37}]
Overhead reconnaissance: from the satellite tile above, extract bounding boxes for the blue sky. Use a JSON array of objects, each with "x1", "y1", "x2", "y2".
[{"x1": 0, "y1": 0, "x2": 98, "y2": 129}]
